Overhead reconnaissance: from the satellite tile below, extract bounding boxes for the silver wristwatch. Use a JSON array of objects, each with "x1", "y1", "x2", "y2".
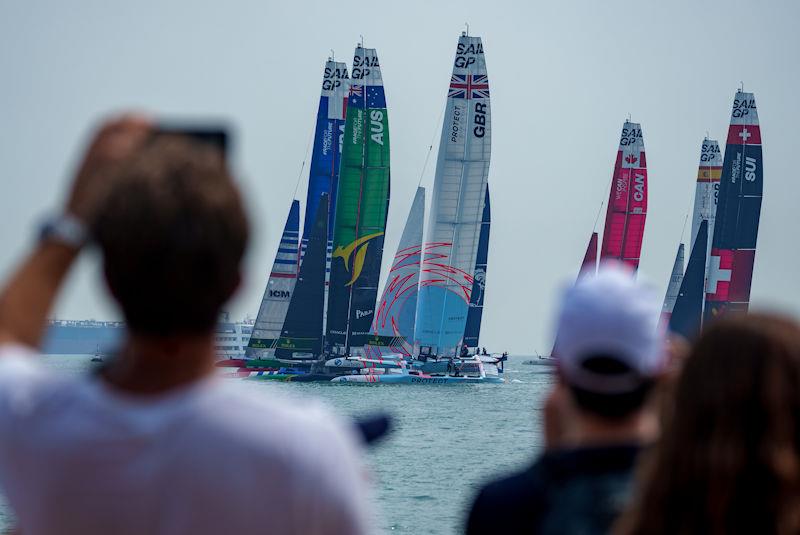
[{"x1": 38, "y1": 214, "x2": 89, "y2": 249}]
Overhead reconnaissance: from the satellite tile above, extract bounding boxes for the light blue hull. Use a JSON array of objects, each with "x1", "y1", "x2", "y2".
[{"x1": 332, "y1": 373, "x2": 503, "y2": 385}]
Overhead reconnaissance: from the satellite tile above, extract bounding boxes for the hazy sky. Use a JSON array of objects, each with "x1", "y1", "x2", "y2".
[{"x1": 2, "y1": 0, "x2": 798, "y2": 353}]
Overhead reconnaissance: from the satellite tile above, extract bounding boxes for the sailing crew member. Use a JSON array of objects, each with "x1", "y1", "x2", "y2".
[{"x1": 460, "y1": 345, "x2": 470, "y2": 359}]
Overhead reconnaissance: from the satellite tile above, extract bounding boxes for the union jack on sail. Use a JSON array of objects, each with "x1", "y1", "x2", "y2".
[{"x1": 448, "y1": 74, "x2": 490, "y2": 99}]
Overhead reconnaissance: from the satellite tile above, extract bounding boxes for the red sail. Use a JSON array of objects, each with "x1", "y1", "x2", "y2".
[
  {"x1": 580, "y1": 232, "x2": 598, "y2": 274},
  {"x1": 600, "y1": 122, "x2": 648, "y2": 270}
]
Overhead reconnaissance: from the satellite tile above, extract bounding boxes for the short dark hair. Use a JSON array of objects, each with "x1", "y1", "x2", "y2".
[
  {"x1": 567, "y1": 355, "x2": 654, "y2": 420},
  {"x1": 92, "y1": 134, "x2": 249, "y2": 335}
]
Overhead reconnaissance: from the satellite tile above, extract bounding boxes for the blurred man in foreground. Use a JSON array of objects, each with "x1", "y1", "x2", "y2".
[
  {"x1": 0, "y1": 116, "x2": 369, "y2": 534},
  {"x1": 467, "y1": 264, "x2": 664, "y2": 534}
]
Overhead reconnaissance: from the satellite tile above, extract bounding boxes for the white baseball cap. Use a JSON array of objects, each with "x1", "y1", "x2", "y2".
[{"x1": 554, "y1": 261, "x2": 665, "y2": 394}]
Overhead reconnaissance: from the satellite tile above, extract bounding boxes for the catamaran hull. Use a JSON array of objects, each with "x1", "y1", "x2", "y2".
[{"x1": 332, "y1": 374, "x2": 503, "y2": 385}]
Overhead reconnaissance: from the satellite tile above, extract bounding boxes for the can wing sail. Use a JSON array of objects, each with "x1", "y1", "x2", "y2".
[
  {"x1": 246, "y1": 201, "x2": 300, "y2": 357},
  {"x1": 415, "y1": 34, "x2": 491, "y2": 357},
  {"x1": 463, "y1": 186, "x2": 491, "y2": 349},
  {"x1": 326, "y1": 46, "x2": 390, "y2": 355},
  {"x1": 367, "y1": 187, "x2": 426, "y2": 356},
  {"x1": 671, "y1": 220, "x2": 708, "y2": 339},
  {"x1": 275, "y1": 195, "x2": 329, "y2": 359},
  {"x1": 704, "y1": 91, "x2": 763, "y2": 320},
  {"x1": 600, "y1": 122, "x2": 647, "y2": 269}
]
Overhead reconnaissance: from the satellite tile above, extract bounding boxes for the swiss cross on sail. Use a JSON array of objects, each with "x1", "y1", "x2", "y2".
[{"x1": 448, "y1": 74, "x2": 490, "y2": 99}]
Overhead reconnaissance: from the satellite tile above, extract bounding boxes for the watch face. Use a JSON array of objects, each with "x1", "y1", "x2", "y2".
[{"x1": 40, "y1": 215, "x2": 87, "y2": 248}]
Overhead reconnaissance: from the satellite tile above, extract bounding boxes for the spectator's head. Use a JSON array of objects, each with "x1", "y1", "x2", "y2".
[
  {"x1": 617, "y1": 313, "x2": 800, "y2": 534},
  {"x1": 554, "y1": 262, "x2": 664, "y2": 420},
  {"x1": 92, "y1": 134, "x2": 249, "y2": 336}
]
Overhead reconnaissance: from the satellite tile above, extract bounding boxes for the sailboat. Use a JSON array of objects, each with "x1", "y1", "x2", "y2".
[
  {"x1": 570, "y1": 121, "x2": 647, "y2": 284},
  {"x1": 332, "y1": 34, "x2": 501, "y2": 385},
  {"x1": 273, "y1": 194, "x2": 329, "y2": 361},
  {"x1": 414, "y1": 32, "x2": 492, "y2": 359},
  {"x1": 245, "y1": 201, "x2": 300, "y2": 359},
  {"x1": 670, "y1": 220, "x2": 708, "y2": 339},
  {"x1": 463, "y1": 186, "x2": 491, "y2": 350},
  {"x1": 600, "y1": 122, "x2": 648, "y2": 270},
  {"x1": 551, "y1": 124, "x2": 647, "y2": 356},
  {"x1": 660, "y1": 244, "x2": 685, "y2": 326},
  {"x1": 325, "y1": 43, "x2": 391, "y2": 359},
  {"x1": 364, "y1": 186, "x2": 426, "y2": 358},
  {"x1": 662, "y1": 137, "x2": 722, "y2": 336},
  {"x1": 704, "y1": 90, "x2": 763, "y2": 320},
  {"x1": 243, "y1": 58, "x2": 348, "y2": 365}
]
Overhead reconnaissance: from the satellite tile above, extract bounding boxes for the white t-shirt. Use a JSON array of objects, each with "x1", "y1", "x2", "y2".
[{"x1": 0, "y1": 345, "x2": 370, "y2": 535}]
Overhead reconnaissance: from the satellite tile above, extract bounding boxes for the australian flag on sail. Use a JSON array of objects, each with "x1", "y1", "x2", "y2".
[
  {"x1": 349, "y1": 85, "x2": 386, "y2": 108},
  {"x1": 448, "y1": 74, "x2": 490, "y2": 99}
]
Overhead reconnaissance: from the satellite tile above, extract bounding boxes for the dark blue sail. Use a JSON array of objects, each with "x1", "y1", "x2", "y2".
[
  {"x1": 670, "y1": 220, "x2": 708, "y2": 340},
  {"x1": 463, "y1": 187, "x2": 491, "y2": 349},
  {"x1": 275, "y1": 194, "x2": 329, "y2": 359}
]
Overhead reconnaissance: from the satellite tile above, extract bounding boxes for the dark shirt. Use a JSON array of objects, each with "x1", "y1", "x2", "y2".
[{"x1": 466, "y1": 444, "x2": 641, "y2": 535}]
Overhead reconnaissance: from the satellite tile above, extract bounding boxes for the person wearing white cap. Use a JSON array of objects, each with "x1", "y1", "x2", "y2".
[{"x1": 467, "y1": 262, "x2": 666, "y2": 535}]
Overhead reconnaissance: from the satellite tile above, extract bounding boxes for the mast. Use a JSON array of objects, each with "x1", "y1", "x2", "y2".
[
  {"x1": 670, "y1": 220, "x2": 708, "y2": 339},
  {"x1": 245, "y1": 201, "x2": 300, "y2": 358},
  {"x1": 660, "y1": 243, "x2": 685, "y2": 326},
  {"x1": 415, "y1": 33, "x2": 492, "y2": 357},
  {"x1": 326, "y1": 44, "x2": 390, "y2": 356},
  {"x1": 367, "y1": 187, "x2": 426, "y2": 357},
  {"x1": 274, "y1": 194, "x2": 329, "y2": 359},
  {"x1": 704, "y1": 91, "x2": 763, "y2": 320},
  {"x1": 463, "y1": 186, "x2": 491, "y2": 349},
  {"x1": 600, "y1": 122, "x2": 648, "y2": 269}
]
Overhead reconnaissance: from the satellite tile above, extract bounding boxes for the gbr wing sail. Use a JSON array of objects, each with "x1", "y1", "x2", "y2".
[{"x1": 415, "y1": 33, "x2": 492, "y2": 357}]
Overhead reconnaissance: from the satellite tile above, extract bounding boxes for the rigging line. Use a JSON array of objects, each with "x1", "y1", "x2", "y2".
[
  {"x1": 591, "y1": 200, "x2": 604, "y2": 232},
  {"x1": 679, "y1": 212, "x2": 689, "y2": 244},
  {"x1": 417, "y1": 102, "x2": 447, "y2": 187},
  {"x1": 292, "y1": 124, "x2": 316, "y2": 199}
]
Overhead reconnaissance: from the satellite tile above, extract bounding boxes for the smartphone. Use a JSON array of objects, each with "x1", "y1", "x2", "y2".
[{"x1": 154, "y1": 123, "x2": 230, "y2": 158}]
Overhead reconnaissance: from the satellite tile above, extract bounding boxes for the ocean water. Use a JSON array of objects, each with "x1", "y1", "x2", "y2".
[{"x1": 1, "y1": 356, "x2": 555, "y2": 534}]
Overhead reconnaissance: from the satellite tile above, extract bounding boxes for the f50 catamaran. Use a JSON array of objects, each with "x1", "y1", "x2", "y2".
[
  {"x1": 414, "y1": 32, "x2": 492, "y2": 359},
  {"x1": 245, "y1": 59, "x2": 348, "y2": 361},
  {"x1": 704, "y1": 91, "x2": 763, "y2": 320},
  {"x1": 366, "y1": 186, "x2": 426, "y2": 357},
  {"x1": 325, "y1": 43, "x2": 391, "y2": 358},
  {"x1": 663, "y1": 137, "x2": 722, "y2": 336},
  {"x1": 245, "y1": 201, "x2": 300, "y2": 358},
  {"x1": 600, "y1": 122, "x2": 648, "y2": 270}
]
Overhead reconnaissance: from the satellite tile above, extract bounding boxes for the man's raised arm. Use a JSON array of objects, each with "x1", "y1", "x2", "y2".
[{"x1": 0, "y1": 116, "x2": 151, "y2": 348}]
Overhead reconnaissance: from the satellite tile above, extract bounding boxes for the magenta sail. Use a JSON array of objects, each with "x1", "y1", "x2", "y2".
[{"x1": 600, "y1": 122, "x2": 648, "y2": 270}]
